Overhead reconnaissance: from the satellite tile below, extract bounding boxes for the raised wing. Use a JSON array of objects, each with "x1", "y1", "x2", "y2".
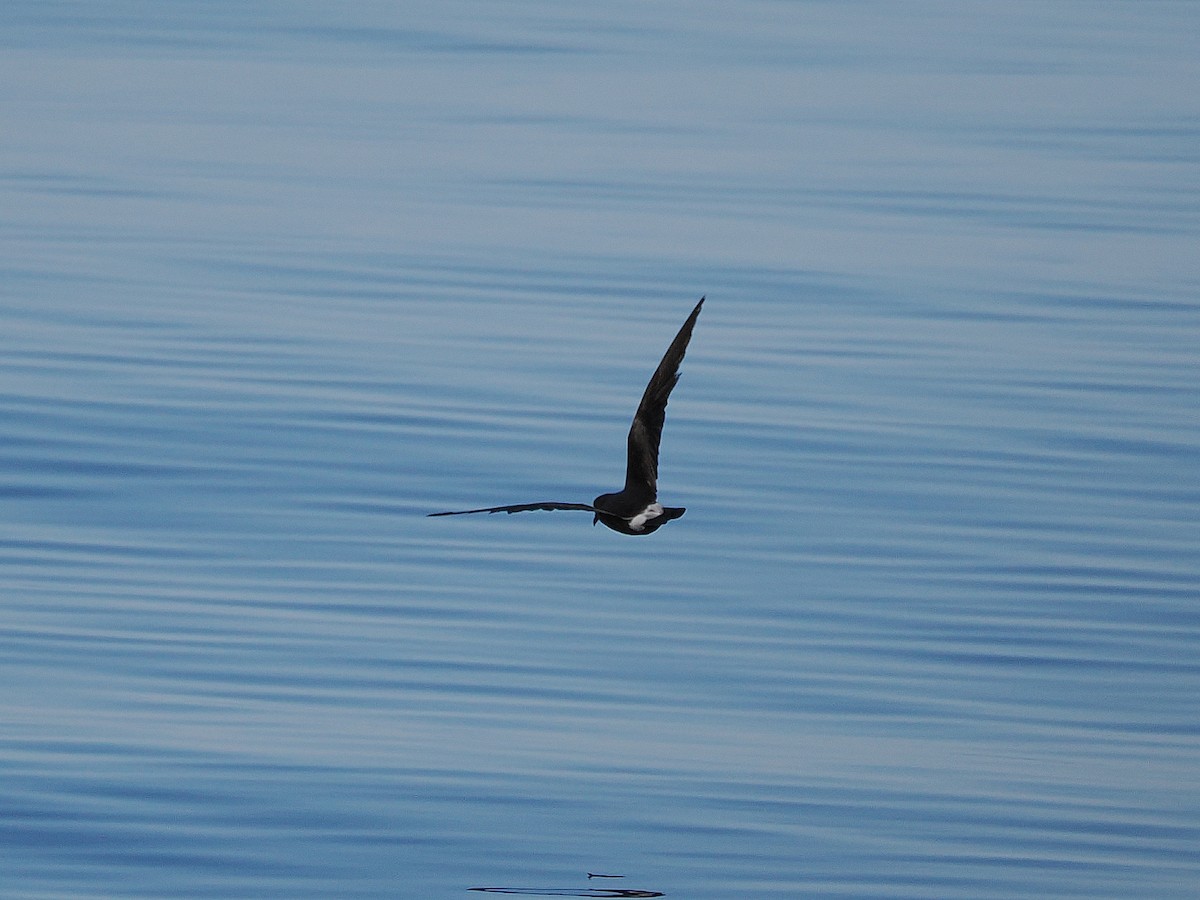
[
  {"x1": 427, "y1": 501, "x2": 595, "y2": 517},
  {"x1": 623, "y1": 296, "x2": 704, "y2": 498}
]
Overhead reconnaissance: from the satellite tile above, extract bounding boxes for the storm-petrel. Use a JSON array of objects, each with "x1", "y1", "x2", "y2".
[{"x1": 428, "y1": 297, "x2": 704, "y2": 535}]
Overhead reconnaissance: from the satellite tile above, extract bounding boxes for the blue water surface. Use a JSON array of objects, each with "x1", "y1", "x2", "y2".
[{"x1": 2, "y1": 2, "x2": 1198, "y2": 898}]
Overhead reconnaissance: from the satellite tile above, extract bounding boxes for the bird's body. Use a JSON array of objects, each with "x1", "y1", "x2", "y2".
[{"x1": 428, "y1": 297, "x2": 704, "y2": 534}]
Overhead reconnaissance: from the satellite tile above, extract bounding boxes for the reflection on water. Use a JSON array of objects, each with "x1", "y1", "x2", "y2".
[
  {"x1": 469, "y1": 887, "x2": 663, "y2": 898},
  {"x1": 2, "y1": 2, "x2": 1199, "y2": 898}
]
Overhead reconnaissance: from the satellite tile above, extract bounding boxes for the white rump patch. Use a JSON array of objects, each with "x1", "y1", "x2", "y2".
[{"x1": 627, "y1": 502, "x2": 664, "y2": 532}]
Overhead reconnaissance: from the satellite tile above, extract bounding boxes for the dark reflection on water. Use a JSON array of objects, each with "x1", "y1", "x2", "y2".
[
  {"x1": 2, "y1": 2, "x2": 1199, "y2": 899},
  {"x1": 469, "y1": 889, "x2": 663, "y2": 898},
  {"x1": 469, "y1": 872, "x2": 663, "y2": 895}
]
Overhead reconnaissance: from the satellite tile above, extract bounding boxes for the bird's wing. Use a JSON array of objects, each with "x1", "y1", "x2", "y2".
[
  {"x1": 427, "y1": 501, "x2": 595, "y2": 517},
  {"x1": 624, "y1": 296, "x2": 704, "y2": 497}
]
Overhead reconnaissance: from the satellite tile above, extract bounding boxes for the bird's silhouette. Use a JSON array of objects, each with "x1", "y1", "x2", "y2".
[{"x1": 429, "y1": 297, "x2": 704, "y2": 535}]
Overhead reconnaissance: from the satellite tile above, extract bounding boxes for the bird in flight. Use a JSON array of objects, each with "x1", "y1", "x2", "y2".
[{"x1": 429, "y1": 297, "x2": 704, "y2": 535}]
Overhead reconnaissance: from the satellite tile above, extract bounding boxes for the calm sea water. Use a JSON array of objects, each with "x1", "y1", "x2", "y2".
[{"x1": 3, "y1": 3, "x2": 1198, "y2": 898}]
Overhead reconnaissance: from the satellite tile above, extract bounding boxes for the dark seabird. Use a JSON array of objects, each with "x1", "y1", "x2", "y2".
[{"x1": 428, "y1": 297, "x2": 704, "y2": 535}]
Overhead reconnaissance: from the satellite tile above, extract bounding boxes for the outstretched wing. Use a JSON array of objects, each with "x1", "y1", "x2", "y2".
[
  {"x1": 427, "y1": 501, "x2": 595, "y2": 517},
  {"x1": 624, "y1": 296, "x2": 704, "y2": 498}
]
